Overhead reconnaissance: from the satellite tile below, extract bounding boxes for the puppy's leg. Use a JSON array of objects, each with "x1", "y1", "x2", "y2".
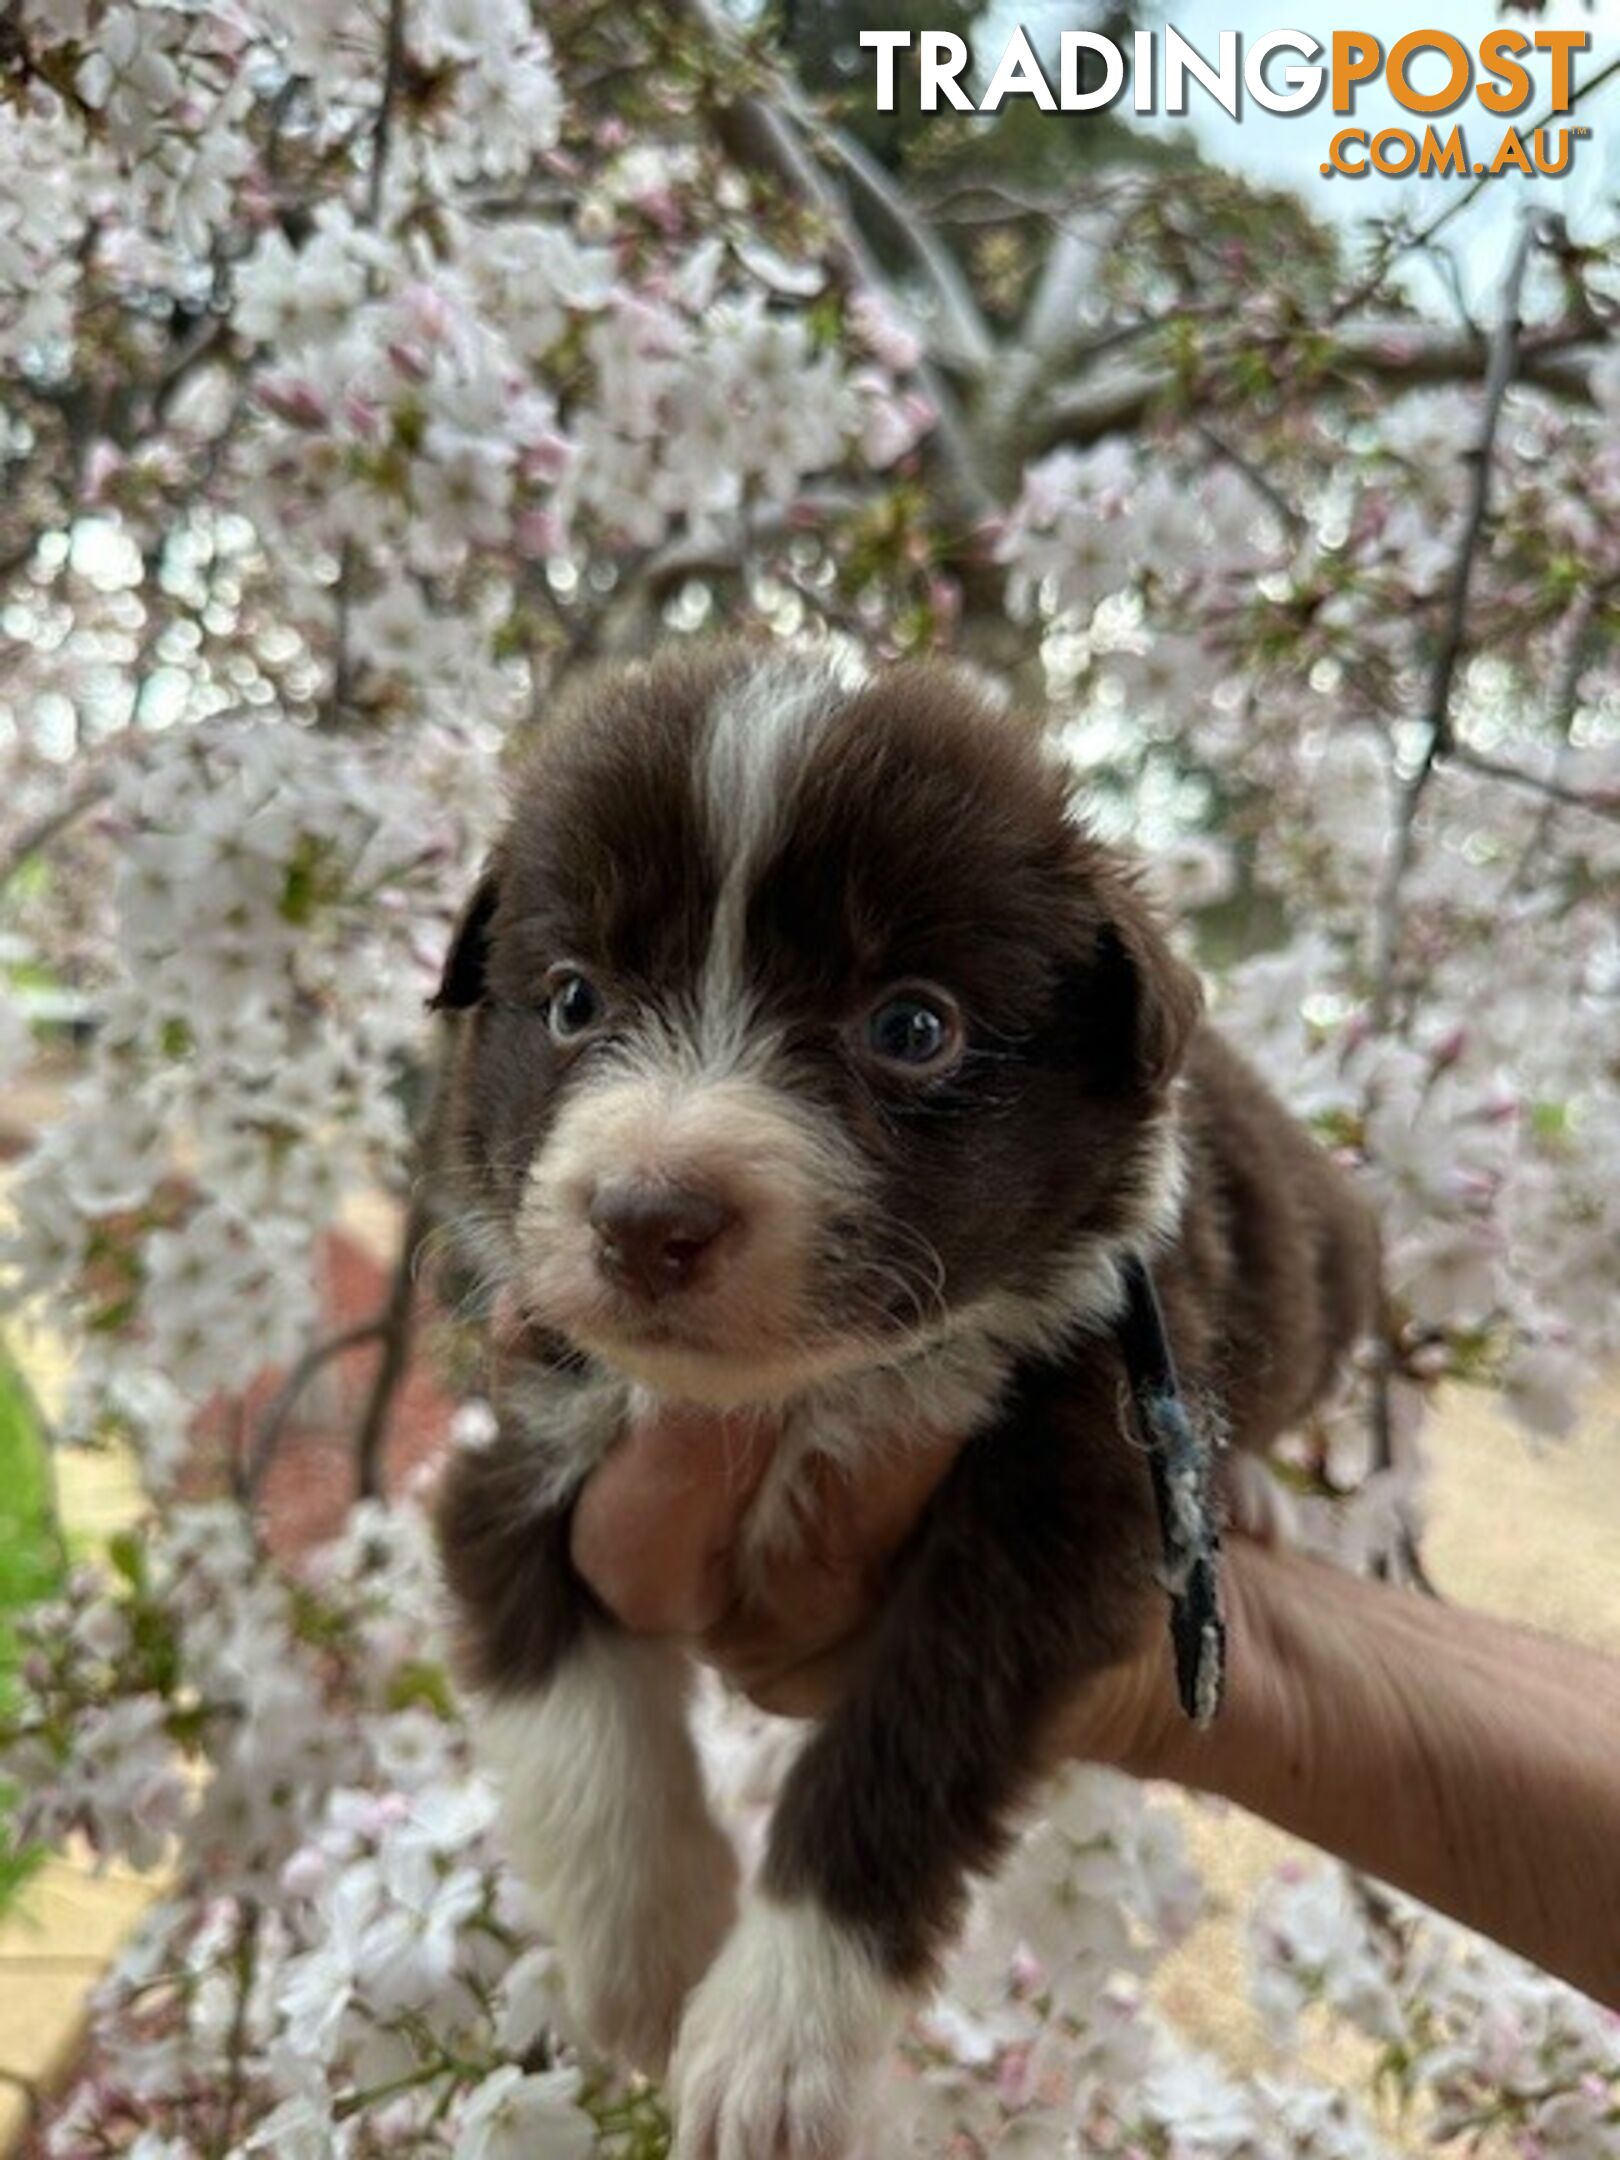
[
  {"x1": 438, "y1": 1428, "x2": 737, "y2": 2075},
  {"x1": 476, "y1": 1634, "x2": 739, "y2": 2074},
  {"x1": 671, "y1": 1355, "x2": 1155, "y2": 2160}
]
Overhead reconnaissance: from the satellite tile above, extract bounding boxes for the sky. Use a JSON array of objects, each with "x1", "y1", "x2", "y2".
[{"x1": 981, "y1": 0, "x2": 1620, "y2": 313}]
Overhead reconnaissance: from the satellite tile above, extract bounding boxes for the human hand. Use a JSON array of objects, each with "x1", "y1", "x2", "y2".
[
  {"x1": 562, "y1": 1374, "x2": 1620, "y2": 2011},
  {"x1": 569, "y1": 1409, "x2": 968, "y2": 1715},
  {"x1": 569, "y1": 1407, "x2": 1181, "y2": 1763}
]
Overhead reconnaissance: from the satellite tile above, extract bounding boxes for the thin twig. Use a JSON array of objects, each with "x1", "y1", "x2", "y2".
[
  {"x1": 1418, "y1": 237, "x2": 1479, "y2": 344},
  {"x1": 0, "y1": 523, "x2": 47, "y2": 585},
  {"x1": 920, "y1": 177, "x2": 1074, "y2": 225},
  {"x1": 1366, "y1": 1344, "x2": 1440, "y2": 1590},
  {"x1": 246, "y1": 1316, "x2": 390, "y2": 1498},
  {"x1": 365, "y1": 0, "x2": 408, "y2": 228},
  {"x1": 1331, "y1": 51, "x2": 1620, "y2": 322},
  {"x1": 0, "y1": 774, "x2": 113, "y2": 891},
  {"x1": 212, "y1": 1900, "x2": 260, "y2": 2160},
  {"x1": 1194, "y1": 421, "x2": 1308, "y2": 539},
  {"x1": 323, "y1": 539, "x2": 357, "y2": 731},
  {"x1": 1369, "y1": 216, "x2": 1543, "y2": 1029},
  {"x1": 1505, "y1": 588, "x2": 1604, "y2": 895},
  {"x1": 150, "y1": 315, "x2": 226, "y2": 427},
  {"x1": 0, "y1": 2067, "x2": 43, "y2": 2130},
  {"x1": 349, "y1": 1036, "x2": 454, "y2": 1499},
  {"x1": 1450, "y1": 741, "x2": 1620, "y2": 826},
  {"x1": 1423, "y1": 230, "x2": 1542, "y2": 756},
  {"x1": 315, "y1": 0, "x2": 406, "y2": 728},
  {"x1": 638, "y1": 489, "x2": 860, "y2": 599},
  {"x1": 353, "y1": 1191, "x2": 429, "y2": 1501},
  {"x1": 1367, "y1": 1337, "x2": 1398, "y2": 1548}
]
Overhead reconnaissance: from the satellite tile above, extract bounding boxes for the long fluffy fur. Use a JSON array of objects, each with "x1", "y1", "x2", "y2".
[{"x1": 430, "y1": 642, "x2": 1380, "y2": 2159}]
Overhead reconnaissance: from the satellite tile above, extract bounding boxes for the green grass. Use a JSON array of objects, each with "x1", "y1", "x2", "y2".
[{"x1": 0, "y1": 1344, "x2": 65, "y2": 1911}]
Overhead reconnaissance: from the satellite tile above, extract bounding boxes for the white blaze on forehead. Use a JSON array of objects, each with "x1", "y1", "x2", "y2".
[
  {"x1": 695, "y1": 649, "x2": 868, "y2": 1066},
  {"x1": 702, "y1": 650, "x2": 864, "y2": 868}
]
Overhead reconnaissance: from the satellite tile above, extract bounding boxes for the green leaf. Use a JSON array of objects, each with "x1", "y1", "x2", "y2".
[
  {"x1": 106, "y1": 1526, "x2": 147, "y2": 1592},
  {"x1": 385, "y1": 1660, "x2": 456, "y2": 1719},
  {"x1": 0, "y1": 1346, "x2": 66, "y2": 1916}
]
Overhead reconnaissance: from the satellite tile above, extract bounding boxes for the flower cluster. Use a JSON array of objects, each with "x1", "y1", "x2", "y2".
[
  {"x1": 5, "y1": 718, "x2": 488, "y2": 1486},
  {"x1": 7, "y1": 1494, "x2": 612, "y2": 2159},
  {"x1": 12, "y1": 1482, "x2": 1611, "y2": 2159},
  {"x1": 1253, "y1": 1866, "x2": 1620, "y2": 2158},
  {"x1": 999, "y1": 367, "x2": 1620, "y2": 1499}
]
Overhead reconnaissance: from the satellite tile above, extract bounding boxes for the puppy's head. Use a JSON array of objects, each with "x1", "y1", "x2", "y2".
[{"x1": 436, "y1": 644, "x2": 1200, "y2": 1405}]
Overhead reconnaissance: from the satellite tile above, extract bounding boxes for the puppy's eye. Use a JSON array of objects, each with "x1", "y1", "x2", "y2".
[
  {"x1": 544, "y1": 966, "x2": 606, "y2": 1044},
  {"x1": 862, "y1": 986, "x2": 964, "y2": 1074}
]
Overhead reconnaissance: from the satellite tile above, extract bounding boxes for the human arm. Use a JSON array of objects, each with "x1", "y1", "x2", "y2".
[
  {"x1": 573, "y1": 1440, "x2": 1620, "y2": 2010},
  {"x1": 1129, "y1": 1536, "x2": 1620, "y2": 2010}
]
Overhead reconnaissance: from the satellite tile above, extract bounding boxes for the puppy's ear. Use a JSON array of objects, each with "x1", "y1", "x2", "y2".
[
  {"x1": 430, "y1": 866, "x2": 501, "y2": 1012},
  {"x1": 1095, "y1": 884, "x2": 1203, "y2": 1093}
]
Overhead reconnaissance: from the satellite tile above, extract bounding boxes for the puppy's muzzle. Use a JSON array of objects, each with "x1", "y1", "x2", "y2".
[{"x1": 588, "y1": 1178, "x2": 739, "y2": 1302}]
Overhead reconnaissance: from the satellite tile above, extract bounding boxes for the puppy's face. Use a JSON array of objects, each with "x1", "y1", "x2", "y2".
[{"x1": 437, "y1": 647, "x2": 1200, "y2": 1406}]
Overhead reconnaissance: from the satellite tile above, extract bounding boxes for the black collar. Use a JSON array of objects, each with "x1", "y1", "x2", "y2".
[{"x1": 1116, "y1": 1257, "x2": 1226, "y2": 1727}]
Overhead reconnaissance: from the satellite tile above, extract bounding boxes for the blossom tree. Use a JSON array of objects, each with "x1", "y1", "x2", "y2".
[{"x1": 1, "y1": 2, "x2": 1617, "y2": 2154}]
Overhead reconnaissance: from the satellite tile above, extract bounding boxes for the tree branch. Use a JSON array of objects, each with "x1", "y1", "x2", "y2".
[
  {"x1": 1017, "y1": 224, "x2": 1107, "y2": 367},
  {"x1": 1419, "y1": 257, "x2": 1542, "y2": 761},
  {"x1": 1449, "y1": 741, "x2": 1620, "y2": 827},
  {"x1": 348, "y1": 1033, "x2": 454, "y2": 1500},
  {"x1": 1029, "y1": 318, "x2": 1600, "y2": 459},
  {"x1": 1504, "y1": 587, "x2": 1607, "y2": 895},
  {"x1": 352, "y1": 1191, "x2": 428, "y2": 1501},
  {"x1": 210, "y1": 1900, "x2": 260, "y2": 2160},
  {"x1": 1331, "y1": 51, "x2": 1620, "y2": 321},
  {"x1": 1194, "y1": 421, "x2": 1308, "y2": 539},
  {"x1": 0, "y1": 522, "x2": 48, "y2": 585},
  {"x1": 323, "y1": 540, "x2": 358, "y2": 731},
  {"x1": 668, "y1": 0, "x2": 994, "y2": 520},
  {"x1": 811, "y1": 123, "x2": 994, "y2": 373},
  {"x1": 1369, "y1": 217, "x2": 1543, "y2": 1030},
  {"x1": 246, "y1": 1316, "x2": 390, "y2": 1498},
  {"x1": 366, "y1": 0, "x2": 409, "y2": 227},
  {"x1": 0, "y1": 774, "x2": 113, "y2": 892}
]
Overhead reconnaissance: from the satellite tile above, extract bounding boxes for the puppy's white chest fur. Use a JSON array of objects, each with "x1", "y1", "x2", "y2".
[{"x1": 727, "y1": 1334, "x2": 1017, "y2": 1586}]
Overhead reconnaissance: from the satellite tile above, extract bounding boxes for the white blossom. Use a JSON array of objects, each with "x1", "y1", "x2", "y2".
[{"x1": 452, "y1": 2066, "x2": 594, "y2": 2160}]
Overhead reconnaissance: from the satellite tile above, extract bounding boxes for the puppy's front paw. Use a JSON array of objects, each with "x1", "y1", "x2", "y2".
[
  {"x1": 563, "y1": 1807, "x2": 739, "y2": 2076},
  {"x1": 670, "y1": 1898, "x2": 905, "y2": 2160}
]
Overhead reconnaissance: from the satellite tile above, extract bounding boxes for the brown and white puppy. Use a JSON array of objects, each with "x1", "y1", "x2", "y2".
[{"x1": 431, "y1": 642, "x2": 1378, "y2": 2160}]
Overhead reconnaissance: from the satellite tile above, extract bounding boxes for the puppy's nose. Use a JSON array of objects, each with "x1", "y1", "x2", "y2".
[{"x1": 588, "y1": 1182, "x2": 736, "y2": 1299}]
